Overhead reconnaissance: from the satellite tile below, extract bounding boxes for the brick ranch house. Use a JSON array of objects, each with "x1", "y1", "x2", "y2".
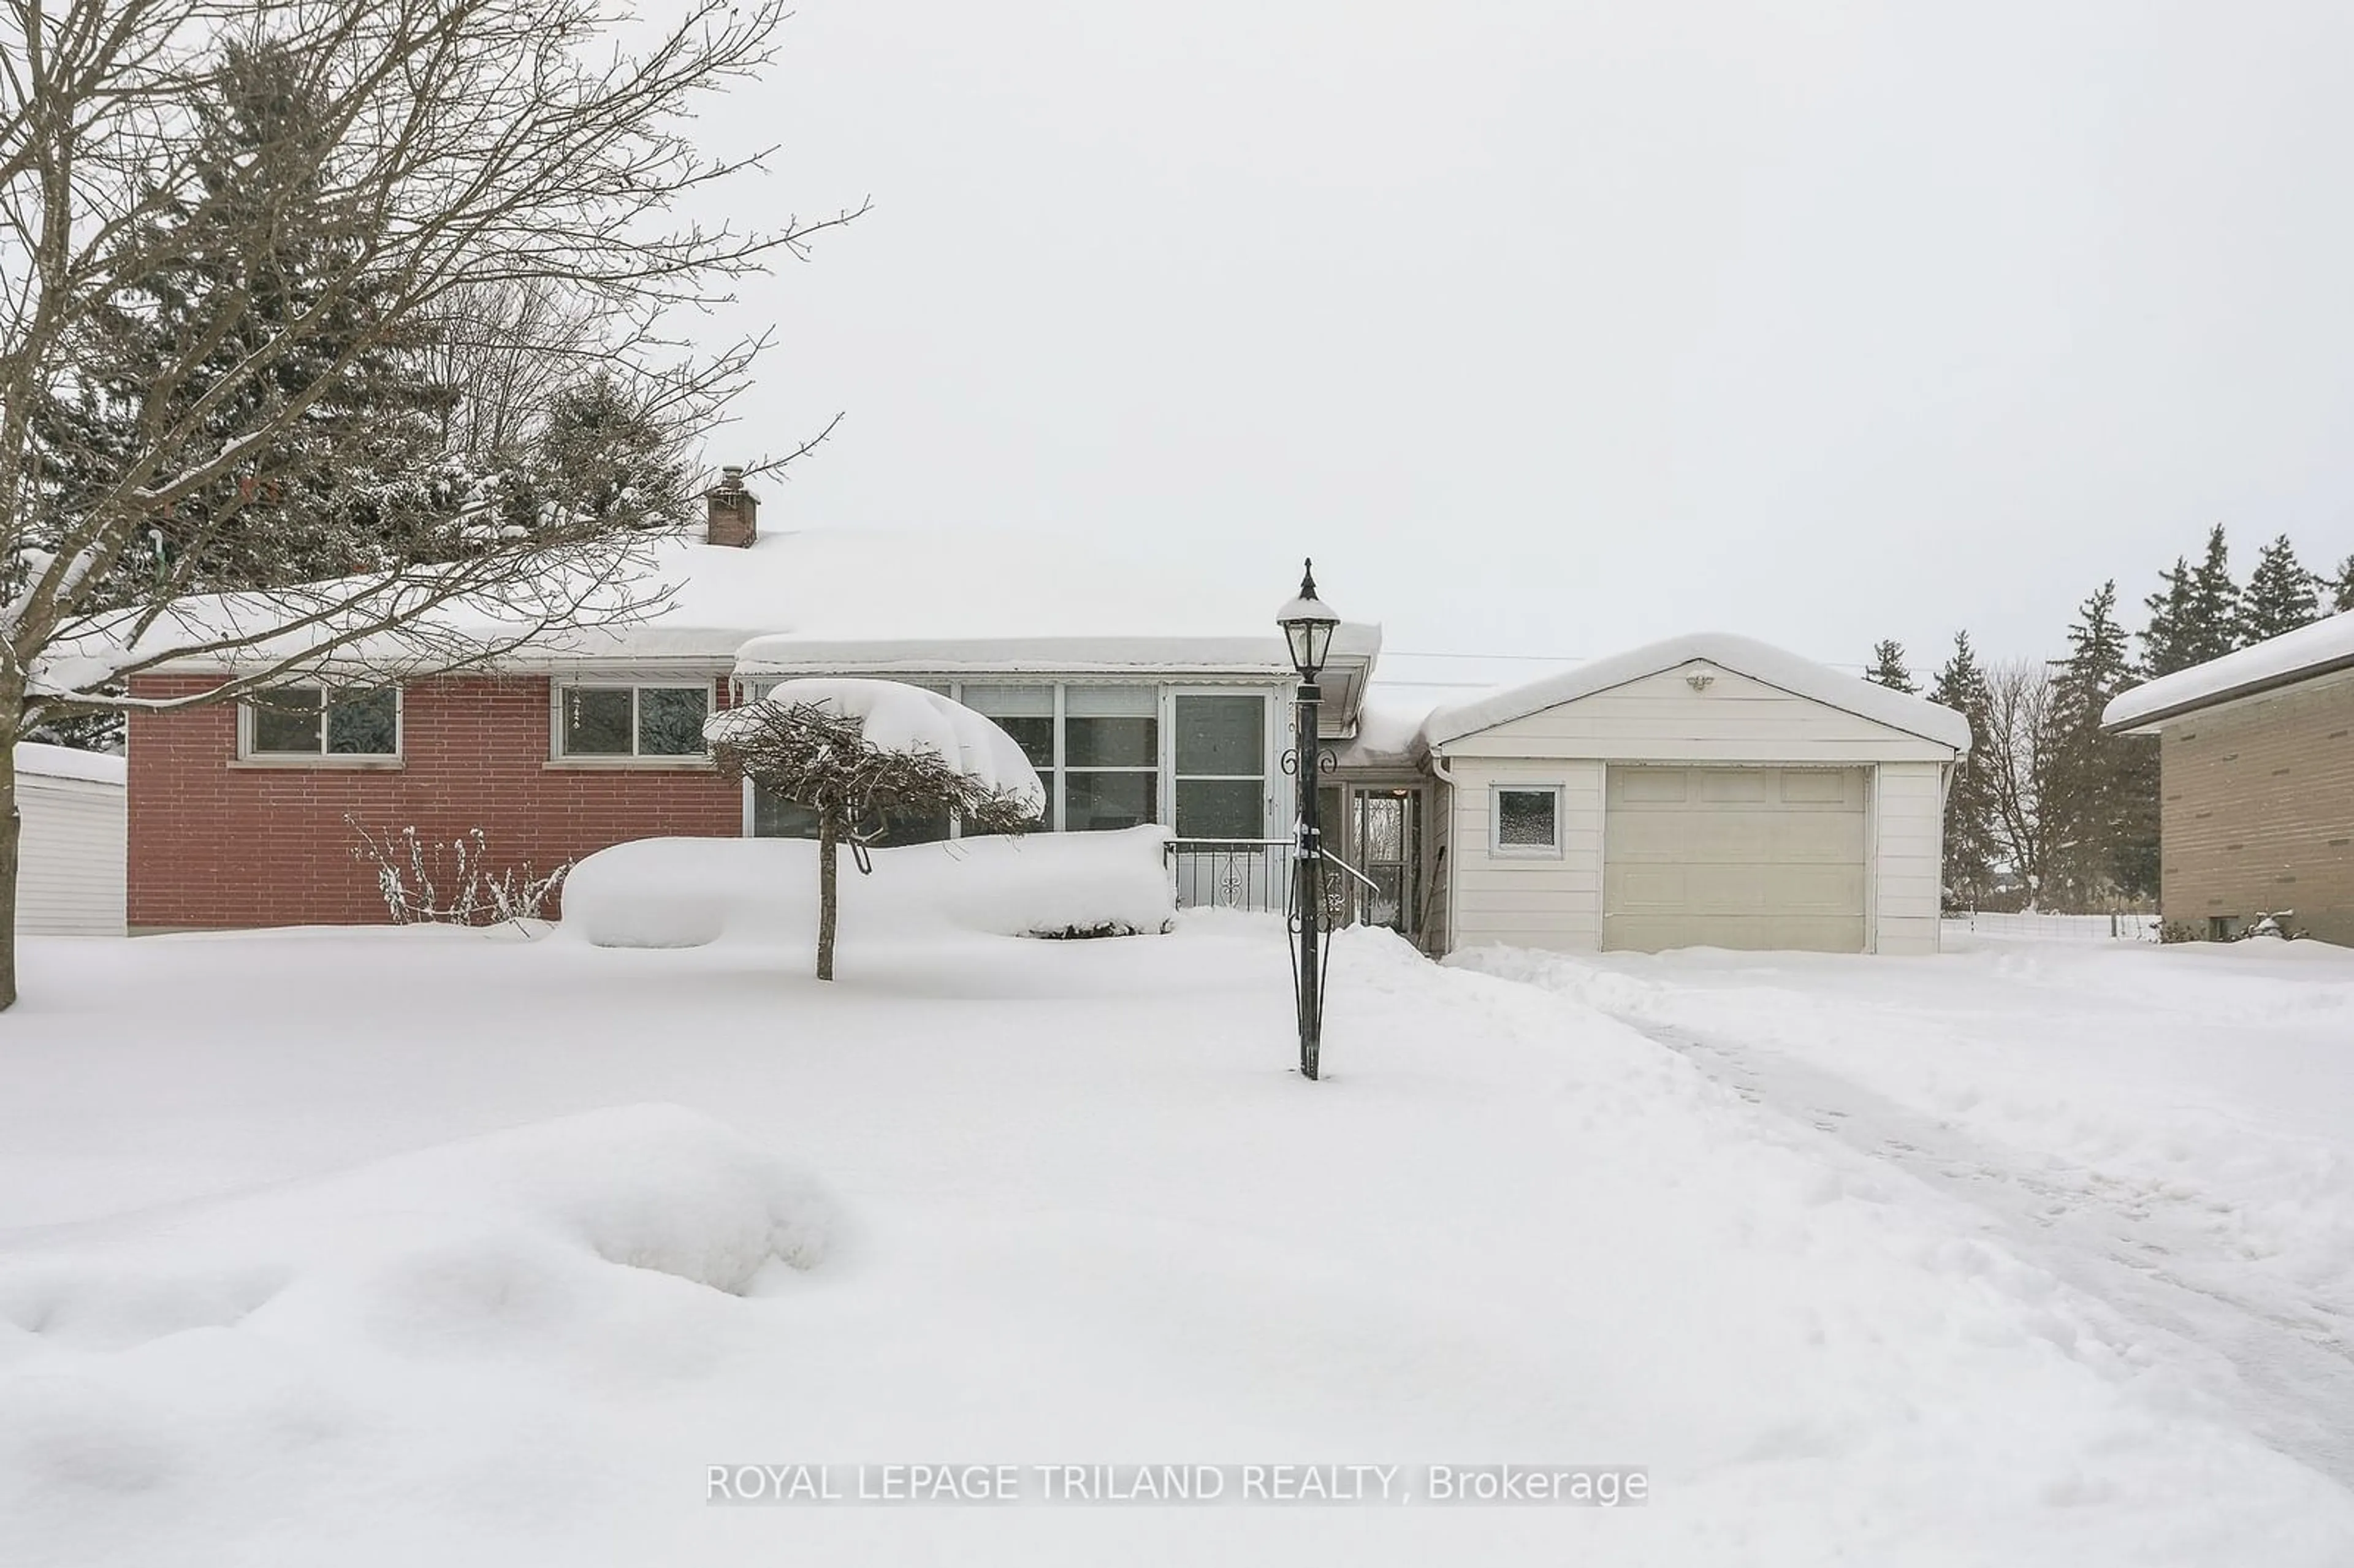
[
  {"x1": 127, "y1": 478, "x2": 1382, "y2": 931},
  {"x1": 128, "y1": 477, "x2": 1971, "y2": 954},
  {"x1": 2104, "y1": 609, "x2": 2354, "y2": 945}
]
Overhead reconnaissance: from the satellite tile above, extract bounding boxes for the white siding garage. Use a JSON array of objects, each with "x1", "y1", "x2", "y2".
[
  {"x1": 1420, "y1": 634, "x2": 1970, "y2": 957},
  {"x1": 15, "y1": 744, "x2": 127, "y2": 938},
  {"x1": 1602, "y1": 765, "x2": 1867, "y2": 952}
]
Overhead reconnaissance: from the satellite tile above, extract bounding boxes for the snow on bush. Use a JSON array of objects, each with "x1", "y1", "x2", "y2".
[
  {"x1": 702, "y1": 679, "x2": 1046, "y2": 979},
  {"x1": 560, "y1": 824, "x2": 1177, "y2": 950},
  {"x1": 703, "y1": 677, "x2": 1044, "y2": 812}
]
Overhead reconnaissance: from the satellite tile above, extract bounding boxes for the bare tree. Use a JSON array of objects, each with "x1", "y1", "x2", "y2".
[
  {"x1": 709, "y1": 700, "x2": 1041, "y2": 981},
  {"x1": 419, "y1": 278, "x2": 606, "y2": 459},
  {"x1": 1980, "y1": 658, "x2": 2060, "y2": 907},
  {"x1": 0, "y1": 0, "x2": 863, "y2": 1007}
]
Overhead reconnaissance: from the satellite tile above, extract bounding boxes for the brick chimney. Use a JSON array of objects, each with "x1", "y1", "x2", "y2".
[{"x1": 704, "y1": 465, "x2": 759, "y2": 547}]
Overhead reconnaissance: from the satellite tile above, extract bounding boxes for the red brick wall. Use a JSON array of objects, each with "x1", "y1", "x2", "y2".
[{"x1": 128, "y1": 673, "x2": 742, "y2": 928}]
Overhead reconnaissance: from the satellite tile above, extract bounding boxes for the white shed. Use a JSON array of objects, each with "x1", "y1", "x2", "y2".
[
  {"x1": 1419, "y1": 634, "x2": 1970, "y2": 956},
  {"x1": 15, "y1": 744, "x2": 128, "y2": 937}
]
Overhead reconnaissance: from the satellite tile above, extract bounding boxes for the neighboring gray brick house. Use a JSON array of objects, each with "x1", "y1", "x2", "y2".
[{"x1": 2106, "y1": 615, "x2": 2354, "y2": 945}]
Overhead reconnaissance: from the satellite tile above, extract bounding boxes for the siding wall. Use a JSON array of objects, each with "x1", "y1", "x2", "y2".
[
  {"x1": 1440, "y1": 667, "x2": 1954, "y2": 763},
  {"x1": 1872, "y1": 761, "x2": 1946, "y2": 956},
  {"x1": 1445, "y1": 757, "x2": 1607, "y2": 952},
  {"x1": 18, "y1": 775, "x2": 126, "y2": 936},
  {"x1": 2157, "y1": 673, "x2": 2354, "y2": 944},
  {"x1": 128, "y1": 674, "x2": 742, "y2": 929},
  {"x1": 1437, "y1": 665, "x2": 1953, "y2": 956}
]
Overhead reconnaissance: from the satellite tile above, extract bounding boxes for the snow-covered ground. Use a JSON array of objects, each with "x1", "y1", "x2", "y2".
[
  {"x1": 1459, "y1": 935, "x2": 2354, "y2": 1494},
  {"x1": 5, "y1": 908, "x2": 2353, "y2": 1565}
]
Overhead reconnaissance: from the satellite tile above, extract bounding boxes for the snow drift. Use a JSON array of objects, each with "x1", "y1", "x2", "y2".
[
  {"x1": 0, "y1": 1106, "x2": 828, "y2": 1552},
  {"x1": 559, "y1": 825, "x2": 1177, "y2": 949},
  {"x1": 0, "y1": 1105, "x2": 828, "y2": 1353}
]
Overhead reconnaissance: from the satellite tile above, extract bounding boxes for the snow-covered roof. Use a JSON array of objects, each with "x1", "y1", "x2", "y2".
[
  {"x1": 2104, "y1": 611, "x2": 2354, "y2": 731},
  {"x1": 1327, "y1": 693, "x2": 1440, "y2": 771},
  {"x1": 15, "y1": 742, "x2": 127, "y2": 787},
  {"x1": 1419, "y1": 632, "x2": 1974, "y2": 752},
  {"x1": 110, "y1": 525, "x2": 1381, "y2": 690}
]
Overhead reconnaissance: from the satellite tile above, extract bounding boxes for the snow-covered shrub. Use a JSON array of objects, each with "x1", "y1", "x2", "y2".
[
  {"x1": 348, "y1": 820, "x2": 570, "y2": 929},
  {"x1": 560, "y1": 828, "x2": 1176, "y2": 951},
  {"x1": 704, "y1": 681, "x2": 1043, "y2": 979}
]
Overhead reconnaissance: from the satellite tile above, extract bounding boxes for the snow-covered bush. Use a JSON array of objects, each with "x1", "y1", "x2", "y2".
[
  {"x1": 703, "y1": 680, "x2": 1044, "y2": 979},
  {"x1": 560, "y1": 828, "x2": 1176, "y2": 952}
]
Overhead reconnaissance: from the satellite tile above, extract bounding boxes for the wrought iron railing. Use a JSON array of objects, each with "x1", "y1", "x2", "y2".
[
  {"x1": 1167, "y1": 838, "x2": 1294, "y2": 914},
  {"x1": 1165, "y1": 837, "x2": 1388, "y2": 927}
]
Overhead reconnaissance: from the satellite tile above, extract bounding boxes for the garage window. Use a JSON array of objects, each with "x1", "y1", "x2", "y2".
[{"x1": 1491, "y1": 785, "x2": 1561, "y2": 855}]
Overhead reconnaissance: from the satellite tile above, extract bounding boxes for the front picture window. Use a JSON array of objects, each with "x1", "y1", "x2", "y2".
[
  {"x1": 247, "y1": 685, "x2": 399, "y2": 758},
  {"x1": 560, "y1": 684, "x2": 710, "y2": 758}
]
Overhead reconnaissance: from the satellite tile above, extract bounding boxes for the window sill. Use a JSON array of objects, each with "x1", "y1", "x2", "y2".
[
  {"x1": 231, "y1": 756, "x2": 405, "y2": 771},
  {"x1": 543, "y1": 758, "x2": 718, "y2": 772},
  {"x1": 1490, "y1": 844, "x2": 1564, "y2": 859}
]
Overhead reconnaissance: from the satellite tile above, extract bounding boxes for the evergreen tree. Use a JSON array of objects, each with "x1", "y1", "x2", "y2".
[
  {"x1": 1927, "y1": 631, "x2": 2000, "y2": 906},
  {"x1": 2139, "y1": 556, "x2": 2198, "y2": 677},
  {"x1": 1864, "y1": 639, "x2": 1916, "y2": 693},
  {"x1": 527, "y1": 373, "x2": 694, "y2": 533},
  {"x1": 2182, "y1": 523, "x2": 2242, "y2": 664},
  {"x1": 2333, "y1": 553, "x2": 2354, "y2": 614},
  {"x1": 69, "y1": 42, "x2": 460, "y2": 599},
  {"x1": 2047, "y1": 583, "x2": 2157, "y2": 902},
  {"x1": 2241, "y1": 535, "x2": 2323, "y2": 645}
]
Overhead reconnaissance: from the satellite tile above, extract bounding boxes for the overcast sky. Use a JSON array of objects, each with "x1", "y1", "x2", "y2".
[{"x1": 696, "y1": 0, "x2": 2354, "y2": 684}]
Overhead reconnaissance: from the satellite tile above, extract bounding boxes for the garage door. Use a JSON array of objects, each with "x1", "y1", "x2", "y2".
[{"x1": 1603, "y1": 766, "x2": 1867, "y2": 953}]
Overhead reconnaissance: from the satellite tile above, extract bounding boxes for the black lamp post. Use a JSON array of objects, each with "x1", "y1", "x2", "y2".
[{"x1": 1278, "y1": 560, "x2": 1341, "y2": 1081}]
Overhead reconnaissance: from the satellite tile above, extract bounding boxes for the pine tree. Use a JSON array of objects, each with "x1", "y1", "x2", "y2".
[
  {"x1": 2333, "y1": 554, "x2": 2354, "y2": 614},
  {"x1": 1864, "y1": 640, "x2": 1916, "y2": 693},
  {"x1": 2047, "y1": 583, "x2": 2157, "y2": 903},
  {"x1": 72, "y1": 42, "x2": 460, "y2": 598},
  {"x1": 2182, "y1": 523, "x2": 2242, "y2": 664},
  {"x1": 1927, "y1": 631, "x2": 2000, "y2": 906},
  {"x1": 2139, "y1": 556, "x2": 2198, "y2": 677},
  {"x1": 2241, "y1": 535, "x2": 2323, "y2": 645},
  {"x1": 527, "y1": 373, "x2": 695, "y2": 533}
]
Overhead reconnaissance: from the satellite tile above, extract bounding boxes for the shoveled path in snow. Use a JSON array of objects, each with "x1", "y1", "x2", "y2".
[
  {"x1": 1626, "y1": 1018, "x2": 2354, "y2": 1486},
  {"x1": 1457, "y1": 938, "x2": 2354, "y2": 1490}
]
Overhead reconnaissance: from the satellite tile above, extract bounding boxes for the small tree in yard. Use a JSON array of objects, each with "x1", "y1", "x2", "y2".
[
  {"x1": 708, "y1": 699, "x2": 1043, "y2": 981},
  {"x1": 0, "y1": 0, "x2": 863, "y2": 1008}
]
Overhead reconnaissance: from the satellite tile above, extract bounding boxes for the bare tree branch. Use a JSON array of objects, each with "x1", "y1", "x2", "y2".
[{"x1": 0, "y1": 0, "x2": 858, "y2": 1007}]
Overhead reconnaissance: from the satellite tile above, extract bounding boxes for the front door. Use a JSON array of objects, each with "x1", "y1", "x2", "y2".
[{"x1": 1349, "y1": 786, "x2": 1421, "y2": 936}]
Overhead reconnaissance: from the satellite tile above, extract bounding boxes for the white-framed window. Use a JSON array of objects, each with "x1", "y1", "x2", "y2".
[
  {"x1": 1061, "y1": 685, "x2": 1158, "y2": 831},
  {"x1": 241, "y1": 684, "x2": 401, "y2": 759},
  {"x1": 1170, "y1": 691, "x2": 1267, "y2": 839},
  {"x1": 554, "y1": 681, "x2": 713, "y2": 759},
  {"x1": 735, "y1": 677, "x2": 1287, "y2": 840},
  {"x1": 1491, "y1": 783, "x2": 1562, "y2": 856}
]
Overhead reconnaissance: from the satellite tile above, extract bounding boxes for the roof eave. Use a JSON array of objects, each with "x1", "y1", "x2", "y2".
[{"x1": 2104, "y1": 650, "x2": 2354, "y2": 734}]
